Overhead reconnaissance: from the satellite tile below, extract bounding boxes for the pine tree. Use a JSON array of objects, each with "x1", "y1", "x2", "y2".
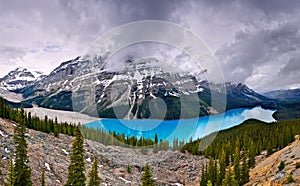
[
  {"x1": 240, "y1": 152, "x2": 249, "y2": 184},
  {"x1": 208, "y1": 157, "x2": 217, "y2": 185},
  {"x1": 88, "y1": 155, "x2": 101, "y2": 186},
  {"x1": 278, "y1": 161, "x2": 285, "y2": 172},
  {"x1": 172, "y1": 138, "x2": 179, "y2": 150},
  {"x1": 13, "y1": 106, "x2": 32, "y2": 186},
  {"x1": 218, "y1": 149, "x2": 226, "y2": 185},
  {"x1": 127, "y1": 164, "x2": 132, "y2": 174},
  {"x1": 41, "y1": 169, "x2": 46, "y2": 186},
  {"x1": 154, "y1": 133, "x2": 158, "y2": 144},
  {"x1": 248, "y1": 140, "x2": 255, "y2": 168},
  {"x1": 65, "y1": 127, "x2": 86, "y2": 186},
  {"x1": 141, "y1": 164, "x2": 155, "y2": 186},
  {"x1": 267, "y1": 141, "x2": 273, "y2": 156},
  {"x1": 0, "y1": 169, "x2": 1, "y2": 183},
  {"x1": 200, "y1": 164, "x2": 207, "y2": 186},
  {"x1": 222, "y1": 168, "x2": 238, "y2": 186},
  {"x1": 54, "y1": 117, "x2": 59, "y2": 137},
  {"x1": 7, "y1": 157, "x2": 15, "y2": 186},
  {"x1": 233, "y1": 146, "x2": 240, "y2": 184}
]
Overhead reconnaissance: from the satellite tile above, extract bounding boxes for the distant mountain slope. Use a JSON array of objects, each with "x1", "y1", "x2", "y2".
[{"x1": 263, "y1": 89, "x2": 300, "y2": 101}]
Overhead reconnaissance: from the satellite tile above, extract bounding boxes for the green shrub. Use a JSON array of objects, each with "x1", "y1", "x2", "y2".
[
  {"x1": 296, "y1": 162, "x2": 300, "y2": 169},
  {"x1": 278, "y1": 161, "x2": 285, "y2": 172},
  {"x1": 285, "y1": 174, "x2": 294, "y2": 184},
  {"x1": 127, "y1": 164, "x2": 132, "y2": 173}
]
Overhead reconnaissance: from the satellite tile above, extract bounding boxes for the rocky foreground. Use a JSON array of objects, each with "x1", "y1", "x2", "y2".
[{"x1": 0, "y1": 118, "x2": 207, "y2": 186}]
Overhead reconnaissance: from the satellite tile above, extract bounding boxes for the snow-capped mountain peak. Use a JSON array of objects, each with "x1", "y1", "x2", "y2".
[{"x1": 0, "y1": 67, "x2": 43, "y2": 91}]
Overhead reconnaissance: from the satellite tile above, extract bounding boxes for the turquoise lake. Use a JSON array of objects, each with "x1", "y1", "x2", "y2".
[{"x1": 85, "y1": 106, "x2": 276, "y2": 142}]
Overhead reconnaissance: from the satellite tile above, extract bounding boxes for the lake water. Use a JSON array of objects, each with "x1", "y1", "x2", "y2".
[{"x1": 85, "y1": 106, "x2": 276, "y2": 142}]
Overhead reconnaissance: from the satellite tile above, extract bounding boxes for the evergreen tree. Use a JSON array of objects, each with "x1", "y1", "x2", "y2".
[
  {"x1": 278, "y1": 161, "x2": 285, "y2": 172},
  {"x1": 248, "y1": 140, "x2": 255, "y2": 168},
  {"x1": 141, "y1": 164, "x2": 155, "y2": 186},
  {"x1": 7, "y1": 158, "x2": 15, "y2": 186},
  {"x1": 233, "y1": 146, "x2": 240, "y2": 184},
  {"x1": 88, "y1": 155, "x2": 101, "y2": 186},
  {"x1": 154, "y1": 133, "x2": 158, "y2": 144},
  {"x1": 285, "y1": 174, "x2": 294, "y2": 184},
  {"x1": 200, "y1": 164, "x2": 207, "y2": 186},
  {"x1": 240, "y1": 152, "x2": 249, "y2": 184},
  {"x1": 172, "y1": 138, "x2": 179, "y2": 150},
  {"x1": 41, "y1": 169, "x2": 46, "y2": 186},
  {"x1": 54, "y1": 117, "x2": 59, "y2": 137},
  {"x1": 127, "y1": 164, "x2": 132, "y2": 174},
  {"x1": 218, "y1": 149, "x2": 226, "y2": 185},
  {"x1": 13, "y1": 106, "x2": 32, "y2": 186},
  {"x1": 65, "y1": 127, "x2": 86, "y2": 186},
  {"x1": 0, "y1": 164, "x2": 2, "y2": 183},
  {"x1": 221, "y1": 168, "x2": 238, "y2": 186},
  {"x1": 208, "y1": 157, "x2": 217, "y2": 185},
  {"x1": 267, "y1": 141, "x2": 273, "y2": 156}
]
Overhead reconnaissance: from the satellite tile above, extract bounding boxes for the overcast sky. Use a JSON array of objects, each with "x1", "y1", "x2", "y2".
[{"x1": 0, "y1": 0, "x2": 299, "y2": 92}]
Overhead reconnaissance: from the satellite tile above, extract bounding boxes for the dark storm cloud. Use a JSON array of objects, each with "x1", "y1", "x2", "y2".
[{"x1": 0, "y1": 0, "x2": 299, "y2": 91}]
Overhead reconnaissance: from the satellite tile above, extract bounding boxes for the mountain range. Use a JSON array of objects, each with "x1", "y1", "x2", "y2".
[
  {"x1": 0, "y1": 56, "x2": 299, "y2": 120},
  {"x1": 263, "y1": 89, "x2": 300, "y2": 101}
]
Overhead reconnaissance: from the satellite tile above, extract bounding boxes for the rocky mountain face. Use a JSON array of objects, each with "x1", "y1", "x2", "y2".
[
  {"x1": 0, "y1": 56, "x2": 273, "y2": 119},
  {"x1": 0, "y1": 118, "x2": 207, "y2": 185},
  {"x1": 0, "y1": 67, "x2": 43, "y2": 91}
]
